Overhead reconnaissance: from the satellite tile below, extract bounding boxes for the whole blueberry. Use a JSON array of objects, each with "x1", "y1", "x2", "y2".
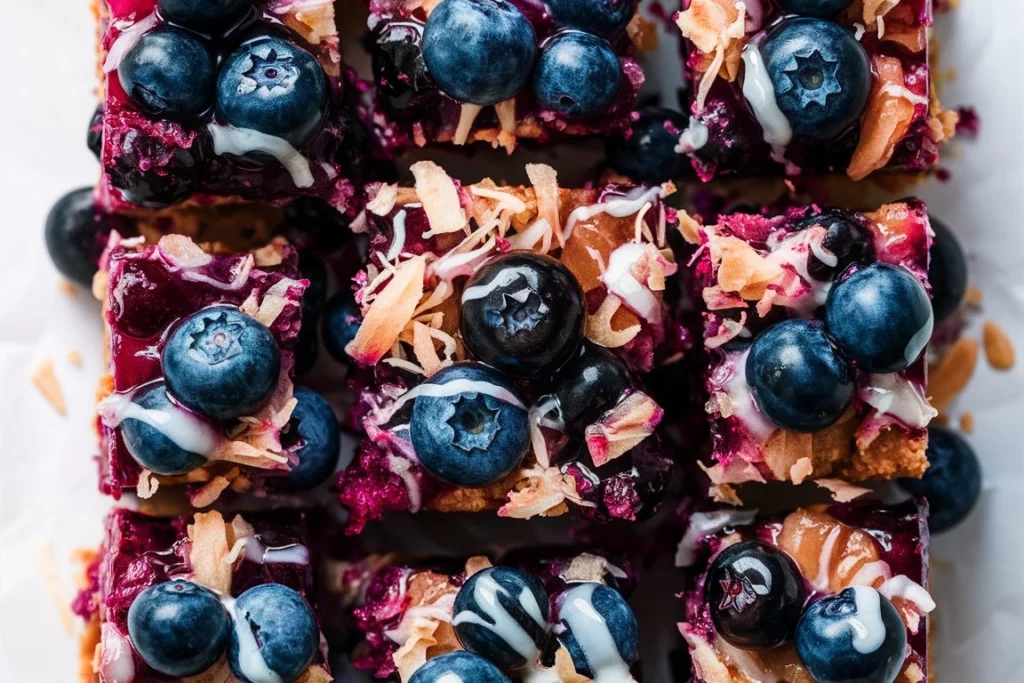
[
  {"x1": 554, "y1": 583, "x2": 638, "y2": 678},
  {"x1": 108, "y1": 129, "x2": 204, "y2": 207},
  {"x1": 128, "y1": 580, "x2": 231, "y2": 677},
  {"x1": 118, "y1": 27, "x2": 216, "y2": 119},
  {"x1": 825, "y1": 262, "x2": 933, "y2": 373},
  {"x1": 532, "y1": 31, "x2": 621, "y2": 118},
  {"x1": 778, "y1": 0, "x2": 855, "y2": 17},
  {"x1": 44, "y1": 187, "x2": 118, "y2": 288},
  {"x1": 899, "y1": 426, "x2": 982, "y2": 533},
  {"x1": 453, "y1": 566, "x2": 550, "y2": 670},
  {"x1": 158, "y1": 0, "x2": 251, "y2": 31},
  {"x1": 704, "y1": 540, "x2": 806, "y2": 649},
  {"x1": 547, "y1": 0, "x2": 635, "y2": 35},
  {"x1": 746, "y1": 319, "x2": 854, "y2": 432},
  {"x1": 279, "y1": 387, "x2": 340, "y2": 490},
  {"x1": 162, "y1": 305, "x2": 281, "y2": 420},
  {"x1": 228, "y1": 584, "x2": 320, "y2": 683},
  {"x1": 372, "y1": 20, "x2": 436, "y2": 111},
  {"x1": 422, "y1": 0, "x2": 537, "y2": 106},
  {"x1": 794, "y1": 209, "x2": 874, "y2": 281},
  {"x1": 322, "y1": 291, "x2": 362, "y2": 364},
  {"x1": 547, "y1": 345, "x2": 631, "y2": 438},
  {"x1": 795, "y1": 586, "x2": 907, "y2": 683},
  {"x1": 410, "y1": 651, "x2": 512, "y2": 683},
  {"x1": 120, "y1": 381, "x2": 211, "y2": 475},
  {"x1": 760, "y1": 18, "x2": 871, "y2": 141},
  {"x1": 299, "y1": 252, "x2": 328, "y2": 321},
  {"x1": 927, "y1": 215, "x2": 968, "y2": 324},
  {"x1": 461, "y1": 252, "x2": 585, "y2": 378},
  {"x1": 217, "y1": 36, "x2": 329, "y2": 148},
  {"x1": 607, "y1": 107, "x2": 689, "y2": 183},
  {"x1": 410, "y1": 363, "x2": 529, "y2": 487},
  {"x1": 87, "y1": 105, "x2": 104, "y2": 161}
]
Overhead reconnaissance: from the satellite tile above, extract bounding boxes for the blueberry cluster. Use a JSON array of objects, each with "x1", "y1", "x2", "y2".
[
  {"x1": 374, "y1": 0, "x2": 633, "y2": 119},
  {"x1": 707, "y1": 541, "x2": 907, "y2": 683},
  {"x1": 127, "y1": 579, "x2": 319, "y2": 682}
]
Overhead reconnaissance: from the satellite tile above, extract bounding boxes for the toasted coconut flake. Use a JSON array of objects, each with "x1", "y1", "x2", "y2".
[
  {"x1": 861, "y1": 0, "x2": 899, "y2": 24},
  {"x1": 561, "y1": 553, "x2": 622, "y2": 584},
  {"x1": 526, "y1": 164, "x2": 562, "y2": 247},
  {"x1": 412, "y1": 321, "x2": 444, "y2": 376},
  {"x1": 388, "y1": 576, "x2": 460, "y2": 681},
  {"x1": 815, "y1": 478, "x2": 872, "y2": 503},
  {"x1": 584, "y1": 391, "x2": 663, "y2": 466},
  {"x1": 499, "y1": 465, "x2": 582, "y2": 519},
  {"x1": 705, "y1": 314, "x2": 747, "y2": 349},
  {"x1": 983, "y1": 321, "x2": 1015, "y2": 370},
  {"x1": 494, "y1": 99, "x2": 518, "y2": 153},
  {"x1": 68, "y1": 349, "x2": 84, "y2": 367},
  {"x1": 137, "y1": 470, "x2": 159, "y2": 498},
  {"x1": 678, "y1": 210, "x2": 703, "y2": 245},
  {"x1": 790, "y1": 457, "x2": 813, "y2": 484},
  {"x1": 453, "y1": 103, "x2": 483, "y2": 146},
  {"x1": 676, "y1": 0, "x2": 747, "y2": 110},
  {"x1": 465, "y1": 556, "x2": 493, "y2": 577},
  {"x1": 586, "y1": 295, "x2": 642, "y2": 348},
  {"x1": 367, "y1": 183, "x2": 399, "y2": 216},
  {"x1": 240, "y1": 278, "x2": 301, "y2": 328},
  {"x1": 411, "y1": 161, "x2": 466, "y2": 236},
  {"x1": 348, "y1": 256, "x2": 427, "y2": 365},
  {"x1": 709, "y1": 233, "x2": 784, "y2": 300},
  {"x1": 251, "y1": 238, "x2": 288, "y2": 267},
  {"x1": 700, "y1": 458, "x2": 766, "y2": 486},
  {"x1": 763, "y1": 430, "x2": 813, "y2": 481},
  {"x1": 681, "y1": 626, "x2": 739, "y2": 683},
  {"x1": 627, "y1": 12, "x2": 659, "y2": 52},
  {"x1": 848, "y1": 56, "x2": 916, "y2": 180},
  {"x1": 159, "y1": 234, "x2": 213, "y2": 267},
  {"x1": 191, "y1": 472, "x2": 237, "y2": 509},
  {"x1": 929, "y1": 336, "x2": 979, "y2": 412},
  {"x1": 31, "y1": 358, "x2": 66, "y2": 416},
  {"x1": 710, "y1": 483, "x2": 744, "y2": 506},
  {"x1": 188, "y1": 511, "x2": 234, "y2": 594}
]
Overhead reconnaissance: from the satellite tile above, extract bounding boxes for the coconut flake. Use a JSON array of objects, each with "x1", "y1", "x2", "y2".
[
  {"x1": 584, "y1": 391, "x2": 663, "y2": 466},
  {"x1": 585, "y1": 295, "x2": 642, "y2": 348},
  {"x1": 411, "y1": 161, "x2": 467, "y2": 236},
  {"x1": 498, "y1": 465, "x2": 585, "y2": 519},
  {"x1": 676, "y1": 0, "x2": 747, "y2": 111},
  {"x1": 367, "y1": 183, "x2": 399, "y2": 216},
  {"x1": 348, "y1": 256, "x2": 427, "y2": 365},
  {"x1": 187, "y1": 511, "x2": 236, "y2": 594},
  {"x1": 31, "y1": 359, "x2": 66, "y2": 416},
  {"x1": 848, "y1": 55, "x2": 916, "y2": 180},
  {"x1": 526, "y1": 163, "x2": 562, "y2": 247}
]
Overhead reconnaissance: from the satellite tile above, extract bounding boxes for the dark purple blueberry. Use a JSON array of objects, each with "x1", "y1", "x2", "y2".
[
  {"x1": 422, "y1": 0, "x2": 537, "y2": 106},
  {"x1": 158, "y1": 0, "x2": 251, "y2": 32},
  {"x1": 795, "y1": 586, "x2": 906, "y2": 683},
  {"x1": 546, "y1": 345, "x2": 631, "y2": 438},
  {"x1": 607, "y1": 107, "x2": 689, "y2": 183},
  {"x1": 705, "y1": 540, "x2": 805, "y2": 650},
  {"x1": 410, "y1": 651, "x2": 512, "y2": 683},
  {"x1": 227, "y1": 584, "x2": 319, "y2": 683},
  {"x1": 299, "y1": 251, "x2": 328, "y2": 320},
  {"x1": 279, "y1": 387, "x2": 340, "y2": 490},
  {"x1": 118, "y1": 27, "x2": 216, "y2": 119},
  {"x1": 532, "y1": 30, "x2": 621, "y2": 118},
  {"x1": 322, "y1": 290, "x2": 362, "y2": 363},
  {"x1": 547, "y1": 0, "x2": 635, "y2": 35},
  {"x1": 460, "y1": 252, "x2": 585, "y2": 378},
  {"x1": 108, "y1": 129, "x2": 204, "y2": 207},
  {"x1": 927, "y1": 215, "x2": 968, "y2": 324},
  {"x1": 87, "y1": 105, "x2": 103, "y2": 161},
  {"x1": 778, "y1": 0, "x2": 854, "y2": 18},
  {"x1": 371, "y1": 20, "x2": 436, "y2": 110},
  {"x1": 554, "y1": 583, "x2": 638, "y2": 677},
  {"x1": 746, "y1": 319, "x2": 854, "y2": 432},
  {"x1": 825, "y1": 262, "x2": 933, "y2": 373},
  {"x1": 759, "y1": 18, "x2": 871, "y2": 141},
  {"x1": 281, "y1": 198, "x2": 350, "y2": 253},
  {"x1": 120, "y1": 382, "x2": 210, "y2": 475},
  {"x1": 794, "y1": 209, "x2": 874, "y2": 281},
  {"x1": 44, "y1": 187, "x2": 118, "y2": 288},
  {"x1": 899, "y1": 425, "x2": 982, "y2": 533}
]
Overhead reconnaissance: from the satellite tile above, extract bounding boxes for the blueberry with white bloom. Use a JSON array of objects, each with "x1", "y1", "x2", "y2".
[
  {"x1": 409, "y1": 651, "x2": 512, "y2": 683},
  {"x1": 119, "y1": 27, "x2": 216, "y2": 119},
  {"x1": 228, "y1": 584, "x2": 320, "y2": 683},
  {"x1": 278, "y1": 387, "x2": 340, "y2": 490},
  {"x1": 532, "y1": 31, "x2": 621, "y2": 118},
  {"x1": 553, "y1": 583, "x2": 638, "y2": 679},
  {"x1": 547, "y1": 0, "x2": 635, "y2": 36},
  {"x1": 120, "y1": 381, "x2": 210, "y2": 475}
]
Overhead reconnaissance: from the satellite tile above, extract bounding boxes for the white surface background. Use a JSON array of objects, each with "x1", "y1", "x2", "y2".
[{"x1": 1, "y1": 1, "x2": 1023, "y2": 681}]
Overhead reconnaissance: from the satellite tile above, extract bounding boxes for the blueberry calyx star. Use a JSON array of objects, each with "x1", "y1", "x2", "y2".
[
  {"x1": 494, "y1": 289, "x2": 548, "y2": 335},
  {"x1": 447, "y1": 396, "x2": 501, "y2": 452},
  {"x1": 188, "y1": 313, "x2": 245, "y2": 365},
  {"x1": 781, "y1": 50, "x2": 842, "y2": 107},
  {"x1": 239, "y1": 49, "x2": 298, "y2": 94}
]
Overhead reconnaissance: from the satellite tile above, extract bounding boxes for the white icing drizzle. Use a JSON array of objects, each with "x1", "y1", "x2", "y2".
[
  {"x1": 462, "y1": 265, "x2": 541, "y2": 304},
  {"x1": 600, "y1": 243, "x2": 660, "y2": 324},
  {"x1": 675, "y1": 510, "x2": 759, "y2": 567},
  {"x1": 719, "y1": 349, "x2": 777, "y2": 443},
  {"x1": 675, "y1": 118, "x2": 710, "y2": 155},
  {"x1": 436, "y1": 674, "x2": 464, "y2": 683},
  {"x1": 387, "y1": 454, "x2": 423, "y2": 512},
  {"x1": 98, "y1": 389, "x2": 221, "y2": 457},
  {"x1": 170, "y1": 255, "x2": 254, "y2": 291},
  {"x1": 881, "y1": 83, "x2": 929, "y2": 106},
  {"x1": 385, "y1": 592, "x2": 457, "y2": 644},
  {"x1": 103, "y1": 13, "x2": 159, "y2": 73},
  {"x1": 859, "y1": 374, "x2": 937, "y2": 429},
  {"x1": 849, "y1": 586, "x2": 888, "y2": 655},
  {"x1": 99, "y1": 624, "x2": 136, "y2": 683},
  {"x1": 208, "y1": 123, "x2": 314, "y2": 188},
  {"x1": 878, "y1": 575, "x2": 936, "y2": 614},
  {"x1": 383, "y1": 378, "x2": 526, "y2": 424},
  {"x1": 386, "y1": 209, "x2": 407, "y2": 262},
  {"x1": 556, "y1": 584, "x2": 634, "y2": 683},
  {"x1": 562, "y1": 186, "x2": 665, "y2": 242},
  {"x1": 813, "y1": 526, "x2": 843, "y2": 592},
  {"x1": 740, "y1": 42, "x2": 796, "y2": 172},
  {"x1": 222, "y1": 596, "x2": 284, "y2": 683},
  {"x1": 506, "y1": 218, "x2": 551, "y2": 251},
  {"x1": 451, "y1": 575, "x2": 547, "y2": 663},
  {"x1": 245, "y1": 538, "x2": 311, "y2": 566}
]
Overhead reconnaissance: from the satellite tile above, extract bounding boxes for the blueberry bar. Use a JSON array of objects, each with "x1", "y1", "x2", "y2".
[
  {"x1": 675, "y1": 0, "x2": 958, "y2": 180},
  {"x1": 677, "y1": 500, "x2": 934, "y2": 683},
  {"x1": 335, "y1": 550, "x2": 639, "y2": 682},
  {"x1": 336, "y1": 162, "x2": 681, "y2": 531},
  {"x1": 368, "y1": 0, "x2": 650, "y2": 154},
  {"x1": 684, "y1": 202, "x2": 935, "y2": 498},
  {"x1": 74, "y1": 508, "x2": 331, "y2": 682},
  {"x1": 95, "y1": 233, "x2": 341, "y2": 506},
  {"x1": 95, "y1": 0, "x2": 366, "y2": 211}
]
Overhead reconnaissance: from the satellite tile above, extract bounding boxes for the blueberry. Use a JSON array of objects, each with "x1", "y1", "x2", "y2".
[
  {"x1": 453, "y1": 566, "x2": 550, "y2": 670},
  {"x1": 759, "y1": 18, "x2": 871, "y2": 141},
  {"x1": 410, "y1": 363, "x2": 529, "y2": 487},
  {"x1": 217, "y1": 36, "x2": 329, "y2": 148},
  {"x1": 547, "y1": 0, "x2": 635, "y2": 35},
  {"x1": 546, "y1": 345, "x2": 631, "y2": 438},
  {"x1": 322, "y1": 291, "x2": 362, "y2": 363},
  {"x1": 87, "y1": 105, "x2": 103, "y2": 161},
  {"x1": 794, "y1": 209, "x2": 874, "y2": 281},
  {"x1": 128, "y1": 580, "x2": 231, "y2": 677},
  {"x1": 410, "y1": 651, "x2": 512, "y2": 683},
  {"x1": 228, "y1": 584, "x2": 320, "y2": 683},
  {"x1": 162, "y1": 305, "x2": 281, "y2": 420},
  {"x1": 44, "y1": 187, "x2": 116, "y2": 288},
  {"x1": 704, "y1": 540, "x2": 806, "y2": 649},
  {"x1": 532, "y1": 31, "x2": 621, "y2": 118},
  {"x1": 460, "y1": 252, "x2": 585, "y2": 378},
  {"x1": 158, "y1": 0, "x2": 251, "y2": 32},
  {"x1": 372, "y1": 20, "x2": 436, "y2": 111},
  {"x1": 281, "y1": 198, "x2": 350, "y2": 253},
  {"x1": 119, "y1": 381, "x2": 211, "y2": 475},
  {"x1": 928, "y1": 215, "x2": 968, "y2": 324},
  {"x1": 746, "y1": 319, "x2": 854, "y2": 432},
  {"x1": 422, "y1": 0, "x2": 537, "y2": 106},
  {"x1": 606, "y1": 107, "x2": 689, "y2": 183},
  {"x1": 899, "y1": 426, "x2": 982, "y2": 533},
  {"x1": 825, "y1": 263, "x2": 933, "y2": 373},
  {"x1": 118, "y1": 27, "x2": 216, "y2": 119},
  {"x1": 299, "y1": 252, "x2": 328, "y2": 321},
  {"x1": 795, "y1": 586, "x2": 907, "y2": 683},
  {"x1": 279, "y1": 387, "x2": 340, "y2": 490},
  {"x1": 554, "y1": 583, "x2": 638, "y2": 678},
  {"x1": 778, "y1": 0, "x2": 855, "y2": 18},
  {"x1": 108, "y1": 129, "x2": 204, "y2": 207}
]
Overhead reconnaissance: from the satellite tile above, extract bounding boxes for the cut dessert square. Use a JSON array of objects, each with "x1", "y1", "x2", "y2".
[
  {"x1": 676, "y1": 500, "x2": 934, "y2": 683},
  {"x1": 332, "y1": 549, "x2": 640, "y2": 682},
  {"x1": 336, "y1": 162, "x2": 684, "y2": 532},
  {"x1": 74, "y1": 508, "x2": 331, "y2": 683},
  {"x1": 675, "y1": 0, "x2": 958, "y2": 180},
  {"x1": 367, "y1": 0, "x2": 652, "y2": 154},
  {"x1": 684, "y1": 201, "x2": 936, "y2": 499},
  {"x1": 95, "y1": 0, "x2": 366, "y2": 213}
]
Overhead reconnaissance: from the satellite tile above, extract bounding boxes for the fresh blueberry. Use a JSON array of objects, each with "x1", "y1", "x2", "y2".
[
  {"x1": 128, "y1": 579, "x2": 231, "y2": 677},
  {"x1": 422, "y1": 0, "x2": 537, "y2": 106},
  {"x1": 759, "y1": 18, "x2": 871, "y2": 141},
  {"x1": 87, "y1": 105, "x2": 103, "y2": 161},
  {"x1": 108, "y1": 129, "x2": 204, "y2": 207},
  {"x1": 44, "y1": 187, "x2": 118, "y2": 288},
  {"x1": 279, "y1": 387, "x2": 340, "y2": 490},
  {"x1": 928, "y1": 215, "x2": 968, "y2": 324},
  {"x1": 228, "y1": 583, "x2": 320, "y2": 683},
  {"x1": 825, "y1": 262, "x2": 933, "y2": 373},
  {"x1": 899, "y1": 426, "x2": 982, "y2": 533},
  {"x1": 795, "y1": 586, "x2": 907, "y2": 683},
  {"x1": 532, "y1": 31, "x2": 621, "y2": 118},
  {"x1": 410, "y1": 651, "x2": 512, "y2": 683},
  {"x1": 460, "y1": 252, "x2": 585, "y2": 378},
  {"x1": 547, "y1": 0, "x2": 635, "y2": 35},
  {"x1": 299, "y1": 252, "x2": 328, "y2": 321},
  {"x1": 217, "y1": 36, "x2": 329, "y2": 148},
  {"x1": 453, "y1": 566, "x2": 550, "y2": 670},
  {"x1": 746, "y1": 319, "x2": 854, "y2": 432},
  {"x1": 120, "y1": 381, "x2": 210, "y2": 475},
  {"x1": 794, "y1": 209, "x2": 874, "y2": 281},
  {"x1": 322, "y1": 291, "x2": 362, "y2": 363},
  {"x1": 158, "y1": 0, "x2": 251, "y2": 32},
  {"x1": 281, "y1": 198, "x2": 350, "y2": 253},
  {"x1": 410, "y1": 362, "x2": 529, "y2": 487},
  {"x1": 778, "y1": 0, "x2": 855, "y2": 18},
  {"x1": 546, "y1": 345, "x2": 632, "y2": 438},
  {"x1": 372, "y1": 20, "x2": 436, "y2": 111},
  {"x1": 607, "y1": 107, "x2": 689, "y2": 183},
  {"x1": 118, "y1": 27, "x2": 216, "y2": 119},
  {"x1": 554, "y1": 583, "x2": 638, "y2": 678},
  {"x1": 162, "y1": 305, "x2": 281, "y2": 420},
  {"x1": 704, "y1": 540, "x2": 806, "y2": 649}
]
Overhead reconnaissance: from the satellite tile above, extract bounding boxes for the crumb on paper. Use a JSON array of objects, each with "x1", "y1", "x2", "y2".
[
  {"x1": 32, "y1": 359, "x2": 66, "y2": 416},
  {"x1": 965, "y1": 284, "x2": 983, "y2": 308},
  {"x1": 982, "y1": 321, "x2": 1015, "y2": 371},
  {"x1": 68, "y1": 349, "x2": 84, "y2": 367},
  {"x1": 959, "y1": 412, "x2": 975, "y2": 433},
  {"x1": 38, "y1": 543, "x2": 75, "y2": 636},
  {"x1": 58, "y1": 279, "x2": 79, "y2": 296},
  {"x1": 929, "y1": 336, "x2": 979, "y2": 412}
]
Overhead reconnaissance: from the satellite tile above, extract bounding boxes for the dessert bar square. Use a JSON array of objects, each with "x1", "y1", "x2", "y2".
[
  {"x1": 675, "y1": 0, "x2": 958, "y2": 180},
  {"x1": 336, "y1": 162, "x2": 684, "y2": 531}
]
